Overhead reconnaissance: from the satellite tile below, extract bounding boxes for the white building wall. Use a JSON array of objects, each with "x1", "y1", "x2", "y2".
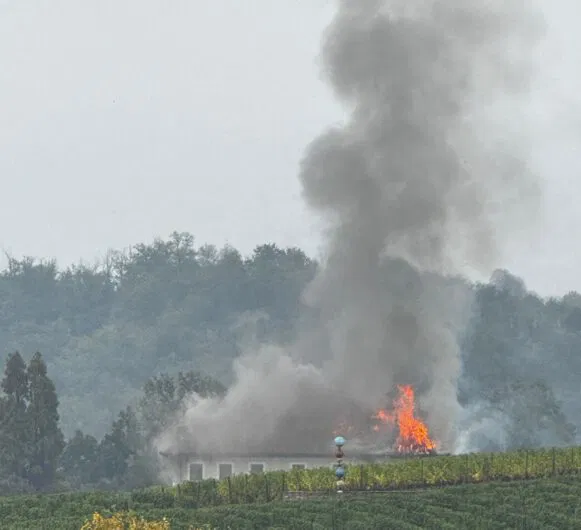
[{"x1": 186, "y1": 455, "x2": 386, "y2": 481}]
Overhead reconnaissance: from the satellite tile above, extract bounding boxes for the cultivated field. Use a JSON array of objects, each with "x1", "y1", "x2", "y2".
[
  {"x1": 3, "y1": 477, "x2": 581, "y2": 529},
  {"x1": 4, "y1": 446, "x2": 581, "y2": 529}
]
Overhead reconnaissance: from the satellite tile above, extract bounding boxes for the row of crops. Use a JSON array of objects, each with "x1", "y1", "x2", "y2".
[
  {"x1": 4, "y1": 446, "x2": 581, "y2": 528},
  {"x1": 122, "y1": 446, "x2": 581, "y2": 509},
  {"x1": 4, "y1": 476, "x2": 581, "y2": 529},
  {"x1": 157, "y1": 478, "x2": 581, "y2": 530}
]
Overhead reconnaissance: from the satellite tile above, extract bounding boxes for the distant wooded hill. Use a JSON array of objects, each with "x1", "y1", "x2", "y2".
[{"x1": 0, "y1": 231, "x2": 579, "y2": 450}]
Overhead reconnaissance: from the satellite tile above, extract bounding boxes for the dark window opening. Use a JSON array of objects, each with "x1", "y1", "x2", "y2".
[
  {"x1": 189, "y1": 463, "x2": 203, "y2": 481},
  {"x1": 250, "y1": 463, "x2": 264, "y2": 474},
  {"x1": 219, "y1": 463, "x2": 233, "y2": 479}
]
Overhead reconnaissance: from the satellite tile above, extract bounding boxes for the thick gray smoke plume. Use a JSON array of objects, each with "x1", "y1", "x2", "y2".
[{"x1": 156, "y1": 1, "x2": 543, "y2": 462}]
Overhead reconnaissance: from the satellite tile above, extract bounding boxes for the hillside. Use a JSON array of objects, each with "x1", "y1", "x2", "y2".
[
  {"x1": 1, "y1": 232, "x2": 581, "y2": 492},
  {"x1": 0, "y1": 232, "x2": 579, "y2": 443},
  {"x1": 0, "y1": 233, "x2": 318, "y2": 438}
]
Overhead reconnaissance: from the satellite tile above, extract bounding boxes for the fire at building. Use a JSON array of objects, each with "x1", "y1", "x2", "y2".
[
  {"x1": 334, "y1": 384, "x2": 438, "y2": 456},
  {"x1": 373, "y1": 385, "x2": 437, "y2": 455}
]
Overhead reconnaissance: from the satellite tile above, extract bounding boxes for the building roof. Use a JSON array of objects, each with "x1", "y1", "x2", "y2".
[{"x1": 158, "y1": 450, "x2": 400, "y2": 460}]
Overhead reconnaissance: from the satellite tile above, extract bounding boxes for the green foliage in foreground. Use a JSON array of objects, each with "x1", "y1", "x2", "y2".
[{"x1": 4, "y1": 477, "x2": 581, "y2": 529}]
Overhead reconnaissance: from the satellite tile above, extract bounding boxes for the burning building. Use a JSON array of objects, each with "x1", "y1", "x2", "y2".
[{"x1": 160, "y1": 383, "x2": 441, "y2": 482}]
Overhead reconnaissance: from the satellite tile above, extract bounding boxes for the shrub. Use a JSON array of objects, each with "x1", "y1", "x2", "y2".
[{"x1": 80, "y1": 512, "x2": 170, "y2": 529}]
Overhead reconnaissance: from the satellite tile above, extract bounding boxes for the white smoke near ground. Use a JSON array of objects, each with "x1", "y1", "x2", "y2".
[
  {"x1": 454, "y1": 404, "x2": 509, "y2": 454},
  {"x1": 155, "y1": 1, "x2": 544, "y2": 461}
]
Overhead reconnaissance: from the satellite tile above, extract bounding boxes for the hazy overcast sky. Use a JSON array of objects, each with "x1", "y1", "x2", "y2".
[{"x1": 1, "y1": 1, "x2": 581, "y2": 296}]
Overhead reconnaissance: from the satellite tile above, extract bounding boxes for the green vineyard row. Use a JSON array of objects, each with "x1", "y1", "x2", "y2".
[
  {"x1": 4, "y1": 476, "x2": 581, "y2": 529},
  {"x1": 134, "y1": 446, "x2": 581, "y2": 509},
  {"x1": 3, "y1": 446, "x2": 581, "y2": 529},
  {"x1": 154, "y1": 478, "x2": 581, "y2": 530}
]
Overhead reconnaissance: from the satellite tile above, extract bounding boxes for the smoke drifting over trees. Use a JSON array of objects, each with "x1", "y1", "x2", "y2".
[
  {"x1": 0, "y1": 237, "x2": 579, "y2": 491},
  {"x1": 157, "y1": 1, "x2": 546, "y2": 457}
]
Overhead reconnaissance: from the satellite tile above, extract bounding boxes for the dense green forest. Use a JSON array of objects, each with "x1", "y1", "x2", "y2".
[
  {"x1": 0, "y1": 232, "x2": 317, "y2": 437},
  {"x1": 1, "y1": 231, "x2": 581, "y2": 493}
]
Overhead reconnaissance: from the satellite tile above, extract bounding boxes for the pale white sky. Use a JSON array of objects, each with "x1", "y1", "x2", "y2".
[{"x1": 1, "y1": 1, "x2": 581, "y2": 297}]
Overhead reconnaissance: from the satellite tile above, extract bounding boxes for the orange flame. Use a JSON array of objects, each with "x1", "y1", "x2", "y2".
[{"x1": 373, "y1": 385, "x2": 436, "y2": 453}]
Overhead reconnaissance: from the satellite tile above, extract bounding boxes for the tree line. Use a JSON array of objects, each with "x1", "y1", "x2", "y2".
[
  {"x1": 0, "y1": 232, "x2": 316, "y2": 437},
  {"x1": 0, "y1": 349, "x2": 225, "y2": 492},
  {"x1": 0, "y1": 232, "x2": 580, "y2": 491}
]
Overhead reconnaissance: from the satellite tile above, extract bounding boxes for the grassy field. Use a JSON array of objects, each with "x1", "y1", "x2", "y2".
[{"x1": 3, "y1": 477, "x2": 581, "y2": 529}]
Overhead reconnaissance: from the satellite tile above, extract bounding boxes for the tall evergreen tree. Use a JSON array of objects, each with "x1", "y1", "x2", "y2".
[
  {"x1": 0, "y1": 352, "x2": 29, "y2": 479},
  {"x1": 25, "y1": 352, "x2": 64, "y2": 490},
  {"x1": 97, "y1": 407, "x2": 136, "y2": 481},
  {"x1": 59, "y1": 430, "x2": 100, "y2": 486}
]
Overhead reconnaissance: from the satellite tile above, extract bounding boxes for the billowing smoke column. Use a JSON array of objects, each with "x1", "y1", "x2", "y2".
[{"x1": 156, "y1": 0, "x2": 543, "y2": 459}]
